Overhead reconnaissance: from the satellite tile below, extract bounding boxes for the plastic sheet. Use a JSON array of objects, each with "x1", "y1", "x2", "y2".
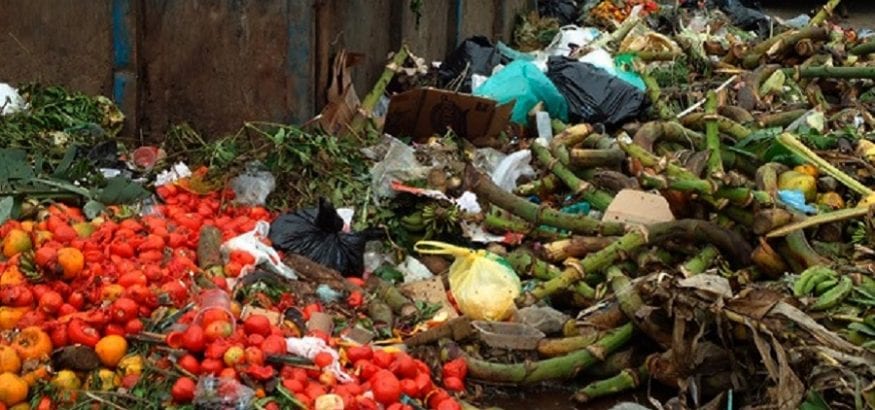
[
  {"x1": 438, "y1": 36, "x2": 507, "y2": 93},
  {"x1": 546, "y1": 56, "x2": 647, "y2": 127},
  {"x1": 222, "y1": 221, "x2": 297, "y2": 280},
  {"x1": 229, "y1": 162, "x2": 276, "y2": 206},
  {"x1": 474, "y1": 60, "x2": 569, "y2": 124},
  {"x1": 538, "y1": 0, "x2": 580, "y2": 26},
  {"x1": 285, "y1": 336, "x2": 353, "y2": 383},
  {"x1": 193, "y1": 377, "x2": 255, "y2": 410}
]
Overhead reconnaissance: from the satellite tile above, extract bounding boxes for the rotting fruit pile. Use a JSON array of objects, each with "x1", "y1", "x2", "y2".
[{"x1": 0, "y1": 182, "x2": 464, "y2": 410}]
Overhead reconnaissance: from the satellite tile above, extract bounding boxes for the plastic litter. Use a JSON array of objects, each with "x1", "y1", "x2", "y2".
[
  {"x1": 285, "y1": 336, "x2": 353, "y2": 383},
  {"x1": 778, "y1": 190, "x2": 818, "y2": 215},
  {"x1": 155, "y1": 162, "x2": 192, "y2": 186},
  {"x1": 474, "y1": 60, "x2": 569, "y2": 124},
  {"x1": 194, "y1": 289, "x2": 236, "y2": 331},
  {"x1": 476, "y1": 148, "x2": 537, "y2": 192},
  {"x1": 229, "y1": 161, "x2": 276, "y2": 206},
  {"x1": 396, "y1": 255, "x2": 434, "y2": 283},
  {"x1": 415, "y1": 241, "x2": 521, "y2": 321},
  {"x1": 545, "y1": 25, "x2": 601, "y2": 56},
  {"x1": 364, "y1": 136, "x2": 431, "y2": 200},
  {"x1": 707, "y1": 0, "x2": 770, "y2": 35},
  {"x1": 0, "y1": 83, "x2": 27, "y2": 116},
  {"x1": 268, "y1": 198, "x2": 381, "y2": 277},
  {"x1": 515, "y1": 305, "x2": 570, "y2": 334},
  {"x1": 438, "y1": 36, "x2": 507, "y2": 93},
  {"x1": 315, "y1": 394, "x2": 345, "y2": 410},
  {"x1": 193, "y1": 376, "x2": 255, "y2": 410},
  {"x1": 222, "y1": 221, "x2": 297, "y2": 280},
  {"x1": 546, "y1": 56, "x2": 648, "y2": 127},
  {"x1": 316, "y1": 284, "x2": 344, "y2": 304},
  {"x1": 472, "y1": 320, "x2": 546, "y2": 350},
  {"x1": 538, "y1": 0, "x2": 580, "y2": 26}
]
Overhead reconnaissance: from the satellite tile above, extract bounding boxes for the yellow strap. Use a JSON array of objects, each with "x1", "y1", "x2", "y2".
[{"x1": 413, "y1": 241, "x2": 473, "y2": 257}]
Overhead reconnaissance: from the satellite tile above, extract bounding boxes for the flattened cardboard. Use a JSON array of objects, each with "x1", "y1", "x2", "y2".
[
  {"x1": 603, "y1": 189, "x2": 675, "y2": 225},
  {"x1": 383, "y1": 87, "x2": 514, "y2": 147},
  {"x1": 399, "y1": 276, "x2": 458, "y2": 320}
]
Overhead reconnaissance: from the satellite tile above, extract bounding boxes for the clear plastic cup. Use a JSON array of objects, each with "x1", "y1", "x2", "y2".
[{"x1": 194, "y1": 288, "x2": 235, "y2": 331}]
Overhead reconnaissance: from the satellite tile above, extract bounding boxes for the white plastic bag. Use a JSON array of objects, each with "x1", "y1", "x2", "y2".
[
  {"x1": 546, "y1": 25, "x2": 602, "y2": 56},
  {"x1": 285, "y1": 336, "x2": 353, "y2": 383},
  {"x1": 0, "y1": 83, "x2": 27, "y2": 116},
  {"x1": 221, "y1": 221, "x2": 297, "y2": 280}
]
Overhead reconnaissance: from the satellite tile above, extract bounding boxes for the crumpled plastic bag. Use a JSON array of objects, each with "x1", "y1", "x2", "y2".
[
  {"x1": 546, "y1": 56, "x2": 647, "y2": 127},
  {"x1": 545, "y1": 25, "x2": 601, "y2": 56},
  {"x1": 415, "y1": 241, "x2": 521, "y2": 321},
  {"x1": 438, "y1": 36, "x2": 508, "y2": 93},
  {"x1": 363, "y1": 136, "x2": 431, "y2": 200},
  {"x1": 0, "y1": 83, "x2": 27, "y2": 116},
  {"x1": 230, "y1": 162, "x2": 276, "y2": 206},
  {"x1": 474, "y1": 60, "x2": 569, "y2": 124},
  {"x1": 475, "y1": 148, "x2": 537, "y2": 192},
  {"x1": 286, "y1": 336, "x2": 353, "y2": 383},
  {"x1": 194, "y1": 376, "x2": 255, "y2": 410},
  {"x1": 268, "y1": 198, "x2": 382, "y2": 277},
  {"x1": 706, "y1": 0, "x2": 770, "y2": 36},
  {"x1": 222, "y1": 221, "x2": 297, "y2": 280},
  {"x1": 778, "y1": 190, "x2": 817, "y2": 214}
]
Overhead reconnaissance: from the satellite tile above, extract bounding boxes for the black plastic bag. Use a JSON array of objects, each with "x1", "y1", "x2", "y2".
[
  {"x1": 538, "y1": 0, "x2": 579, "y2": 25},
  {"x1": 268, "y1": 198, "x2": 382, "y2": 277},
  {"x1": 546, "y1": 56, "x2": 648, "y2": 127},
  {"x1": 437, "y1": 36, "x2": 507, "y2": 93},
  {"x1": 681, "y1": 0, "x2": 769, "y2": 36}
]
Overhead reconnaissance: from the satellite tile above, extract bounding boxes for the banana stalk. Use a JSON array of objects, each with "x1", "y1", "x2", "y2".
[
  {"x1": 531, "y1": 143, "x2": 614, "y2": 211},
  {"x1": 704, "y1": 91, "x2": 723, "y2": 177},
  {"x1": 680, "y1": 245, "x2": 720, "y2": 276}
]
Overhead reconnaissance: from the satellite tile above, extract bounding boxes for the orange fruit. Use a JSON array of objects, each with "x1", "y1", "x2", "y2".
[
  {"x1": 12, "y1": 327, "x2": 52, "y2": 361},
  {"x1": 0, "y1": 307, "x2": 29, "y2": 331},
  {"x1": 95, "y1": 335, "x2": 128, "y2": 368},
  {"x1": 100, "y1": 284, "x2": 125, "y2": 302},
  {"x1": 56, "y1": 247, "x2": 84, "y2": 280},
  {"x1": 0, "y1": 372, "x2": 28, "y2": 406},
  {"x1": 2, "y1": 230, "x2": 32, "y2": 258},
  {"x1": 0, "y1": 346, "x2": 21, "y2": 374},
  {"x1": 0, "y1": 266, "x2": 25, "y2": 287},
  {"x1": 20, "y1": 365, "x2": 49, "y2": 387}
]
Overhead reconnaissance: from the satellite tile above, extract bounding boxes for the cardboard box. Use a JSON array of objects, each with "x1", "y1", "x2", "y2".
[{"x1": 383, "y1": 87, "x2": 514, "y2": 147}]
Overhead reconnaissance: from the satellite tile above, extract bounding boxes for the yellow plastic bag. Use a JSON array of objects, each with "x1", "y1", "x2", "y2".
[{"x1": 415, "y1": 241, "x2": 521, "y2": 321}]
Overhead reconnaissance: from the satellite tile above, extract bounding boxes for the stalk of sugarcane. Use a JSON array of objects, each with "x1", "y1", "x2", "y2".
[
  {"x1": 714, "y1": 186, "x2": 773, "y2": 207},
  {"x1": 743, "y1": 27, "x2": 829, "y2": 69},
  {"x1": 753, "y1": 208, "x2": 795, "y2": 235},
  {"x1": 784, "y1": 65, "x2": 875, "y2": 80},
  {"x1": 639, "y1": 174, "x2": 715, "y2": 195},
  {"x1": 756, "y1": 109, "x2": 808, "y2": 128},
  {"x1": 635, "y1": 50, "x2": 682, "y2": 62},
  {"x1": 766, "y1": 206, "x2": 870, "y2": 238},
  {"x1": 606, "y1": 267, "x2": 672, "y2": 347},
  {"x1": 566, "y1": 148, "x2": 626, "y2": 169},
  {"x1": 681, "y1": 112, "x2": 752, "y2": 140},
  {"x1": 551, "y1": 123, "x2": 596, "y2": 148},
  {"x1": 514, "y1": 175, "x2": 561, "y2": 196},
  {"x1": 449, "y1": 323, "x2": 633, "y2": 384},
  {"x1": 809, "y1": 0, "x2": 842, "y2": 27},
  {"x1": 537, "y1": 330, "x2": 602, "y2": 357},
  {"x1": 783, "y1": 230, "x2": 831, "y2": 269},
  {"x1": 367, "y1": 276, "x2": 418, "y2": 319},
  {"x1": 531, "y1": 143, "x2": 614, "y2": 211},
  {"x1": 723, "y1": 205, "x2": 755, "y2": 226},
  {"x1": 573, "y1": 364, "x2": 649, "y2": 403},
  {"x1": 541, "y1": 236, "x2": 619, "y2": 262},
  {"x1": 850, "y1": 39, "x2": 875, "y2": 56},
  {"x1": 586, "y1": 349, "x2": 636, "y2": 378},
  {"x1": 505, "y1": 249, "x2": 596, "y2": 299},
  {"x1": 641, "y1": 69, "x2": 675, "y2": 120},
  {"x1": 482, "y1": 210, "x2": 569, "y2": 241},
  {"x1": 680, "y1": 245, "x2": 720, "y2": 276},
  {"x1": 717, "y1": 105, "x2": 754, "y2": 124},
  {"x1": 755, "y1": 163, "x2": 788, "y2": 197},
  {"x1": 464, "y1": 164, "x2": 625, "y2": 236},
  {"x1": 348, "y1": 46, "x2": 409, "y2": 135},
  {"x1": 705, "y1": 91, "x2": 723, "y2": 177},
  {"x1": 633, "y1": 121, "x2": 704, "y2": 152},
  {"x1": 524, "y1": 220, "x2": 753, "y2": 304}
]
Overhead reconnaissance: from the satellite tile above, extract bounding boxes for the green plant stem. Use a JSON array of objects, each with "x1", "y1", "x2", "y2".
[
  {"x1": 460, "y1": 323, "x2": 634, "y2": 384},
  {"x1": 606, "y1": 266, "x2": 672, "y2": 347},
  {"x1": 850, "y1": 39, "x2": 875, "y2": 56},
  {"x1": 641, "y1": 69, "x2": 674, "y2": 120},
  {"x1": 573, "y1": 365, "x2": 648, "y2": 403},
  {"x1": 681, "y1": 245, "x2": 720, "y2": 276},
  {"x1": 482, "y1": 211, "x2": 569, "y2": 241},
  {"x1": 766, "y1": 206, "x2": 869, "y2": 238},
  {"x1": 505, "y1": 249, "x2": 596, "y2": 299},
  {"x1": 785, "y1": 230, "x2": 831, "y2": 269},
  {"x1": 514, "y1": 175, "x2": 561, "y2": 196},
  {"x1": 465, "y1": 164, "x2": 624, "y2": 236},
  {"x1": 349, "y1": 46, "x2": 409, "y2": 134},
  {"x1": 756, "y1": 109, "x2": 809, "y2": 128},
  {"x1": 537, "y1": 332, "x2": 601, "y2": 358},
  {"x1": 531, "y1": 143, "x2": 614, "y2": 211},
  {"x1": 743, "y1": 27, "x2": 829, "y2": 68},
  {"x1": 809, "y1": 0, "x2": 842, "y2": 27},
  {"x1": 540, "y1": 236, "x2": 619, "y2": 262},
  {"x1": 566, "y1": 148, "x2": 626, "y2": 169},
  {"x1": 681, "y1": 112, "x2": 752, "y2": 140},
  {"x1": 783, "y1": 66, "x2": 875, "y2": 79},
  {"x1": 705, "y1": 91, "x2": 723, "y2": 177}
]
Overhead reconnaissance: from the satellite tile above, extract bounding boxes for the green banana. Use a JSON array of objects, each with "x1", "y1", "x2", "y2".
[
  {"x1": 793, "y1": 266, "x2": 837, "y2": 297},
  {"x1": 814, "y1": 278, "x2": 839, "y2": 295},
  {"x1": 861, "y1": 276, "x2": 875, "y2": 295},
  {"x1": 810, "y1": 276, "x2": 853, "y2": 311},
  {"x1": 400, "y1": 212, "x2": 426, "y2": 232}
]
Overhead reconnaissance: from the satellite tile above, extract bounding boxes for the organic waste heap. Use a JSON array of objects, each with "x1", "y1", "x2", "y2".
[{"x1": 2, "y1": 0, "x2": 875, "y2": 409}]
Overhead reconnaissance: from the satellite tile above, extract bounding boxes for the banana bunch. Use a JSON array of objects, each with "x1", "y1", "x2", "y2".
[
  {"x1": 400, "y1": 211, "x2": 426, "y2": 232},
  {"x1": 793, "y1": 266, "x2": 853, "y2": 311},
  {"x1": 400, "y1": 202, "x2": 462, "y2": 240},
  {"x1": 846, "y1": 314, "x2": 875, "y2": 349}
]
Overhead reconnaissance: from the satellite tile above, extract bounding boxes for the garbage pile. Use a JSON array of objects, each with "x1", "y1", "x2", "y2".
[{"x1": 3, "y1": 0, "x2": 875, "y2": 409}]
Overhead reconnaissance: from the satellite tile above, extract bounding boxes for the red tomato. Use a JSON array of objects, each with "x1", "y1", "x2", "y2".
[
  {"x1": 178, "y1": 354, "x2": 201, "y2": 375},
  {"x1": 243, "y1": 314, "x2": 272, "y2": 337},
  {"x1": 182, "y1": 325, "x2": 206, "y2": 352},
  {"x1": 111, "y1": 297, "x2": 139, "y2": 324},
  {"x1": 304, "y1": 384, "x2": 326, "y2": 401},
  {"x1": 204, "y1": 339, "x2": 232, "y2": 360},
  {"x1": 200, "y1": 358, "x2": 224, "y2": 375},
  {"x1": 125, "y1": 318, "x2": 144, "y2": 334},
  {"x1": 67, "y1": 319, "x2": 101, "y2": 347},
  {"x1": 204, "y1": 320, "x2": 233, "y2": 341},
  {"x1": 346, "y1": 346, "x2": 373, "y2": 362},
  {"x1": 245, "y1": 346, "x2": 265, "y2": 365},
  {"x1": 67, "y1": 292, "x2": 85, "y2": 310},
  {"x1": 427, "y1": 389, "x2": 451, "y2": 409},
  {"x1": 171, "y1": 377, "x2": 196, "y2": 403},
  {"x1": 443, "y1": 376, "x2": 464, "y2": 392},
  {"x1": 260, "y1": 335, "x2": 286, "y2": 356},
  {"x1": 50, "y1": 325, "x2": 69, "y2": 347},
  {"x1": 371, "y1": 370, "x2": 401, "y2": 405},
  {"x1": 393, "y1": 353, "x2": 418, "y2": 379},
  {"x1": 356, "y1": 359, "x2": 379, "y2": 381},
  {"x1": 57, "y1": 303, "x2": 77, "y2": 317},
  {"x1": 118, "y1": 271, "x2": 148, "y2": 288},
  {"x1": 372, "y1": 350, "x2": 393, "y2": 369},
  {"x1": 436, "y1": 399, "x2": 462, "y2": 410},
  {"x1": 105, "y1": 323, "x2": 126, "y2": 336},
  {"x1": 314, "y1": 352, "x2": 333, "y2": 368},
  {"x1": 346, "y1": 291, "x2": 363, "y2": 307},
  {"x1": 400, "y1": 378, "x2": 419, "y2": 398},
  {"x1": 219, "y1": 367, "x2": 238, "y2": 380},
  {"x1": 38, "y1": 291, "x2": 64, "y2": 314},
  {"x1": 282, "y1": 378, "x2": 305, "y2": 393}
]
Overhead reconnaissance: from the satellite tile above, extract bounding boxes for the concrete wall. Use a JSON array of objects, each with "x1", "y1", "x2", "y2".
[{"x1": 0, "y1": 0, "x2": 532, "y2": 142}]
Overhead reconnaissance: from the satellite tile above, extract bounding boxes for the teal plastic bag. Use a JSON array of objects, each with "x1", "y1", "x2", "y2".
[{"x1": 474, "y1": 61, "x2": 569, "y2": 124}]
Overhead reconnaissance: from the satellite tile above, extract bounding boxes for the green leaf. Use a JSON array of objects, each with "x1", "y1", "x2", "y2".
[
  {"x1": 0, "y1": 149, "x2": 34, "y2": 182},
  {"x1": 800, "y1": 390, "x2": 830, "y2": 410},
  {"x1": 32, "y1": 177, "x2": 91, "y2": 197},
  {"x1": 847, "y1": 322, "x2": 875, "y2": 337},
  {"x1": 83, "y1": 200, "x2": 106, "y2": 220},
  {"x1": 52, "y1": 145, "x2": 79, "y2": 179},
  {"x1": 97, "y1": 177, "x2": 149, "y2": 204},
  {"x1": 0, "y1": 196, "x2": 14, "y2": 225}
]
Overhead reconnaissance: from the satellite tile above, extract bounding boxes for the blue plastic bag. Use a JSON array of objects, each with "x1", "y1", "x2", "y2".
[
  {"x1": 474, "y1": 61, "x2": 569, "y2": 124},
  {"x1": 778, "y1": 190, "x2": 817, "y2": 214}
]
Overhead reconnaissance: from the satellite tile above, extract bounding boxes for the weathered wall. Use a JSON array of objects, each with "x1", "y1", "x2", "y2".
[{"x1": 0, "y1": 0, "x2": 533, "y2": 141}]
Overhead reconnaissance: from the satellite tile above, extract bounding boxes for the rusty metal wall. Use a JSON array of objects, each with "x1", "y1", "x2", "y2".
[{"x1": 0, "y1": 0, "x2": 532, "y2": 142}]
